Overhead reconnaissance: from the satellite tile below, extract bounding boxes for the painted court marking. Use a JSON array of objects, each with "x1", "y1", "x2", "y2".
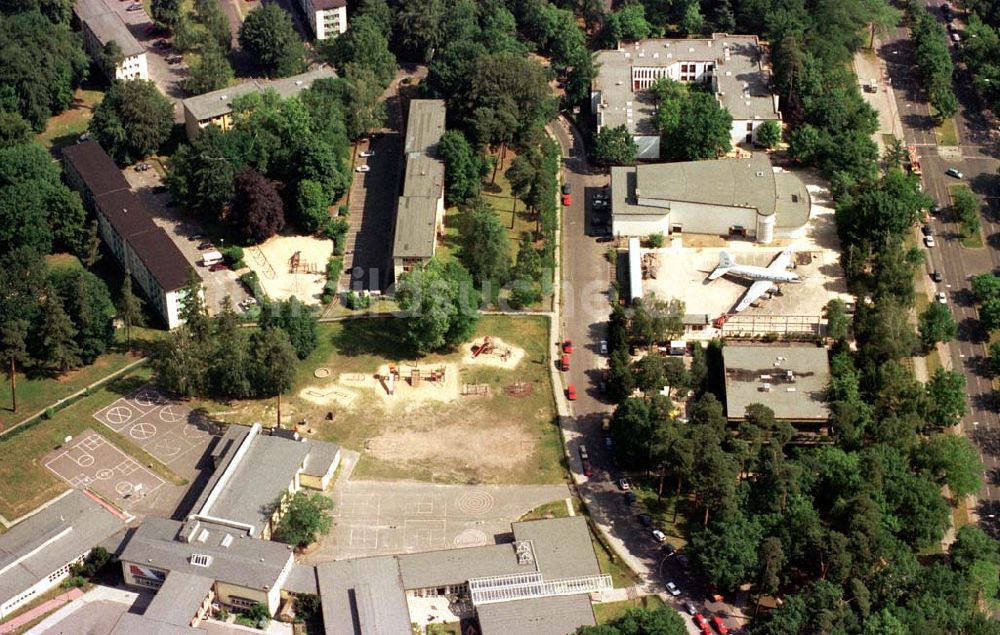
[
  {"x1": 129, "y1": 422, "x2": 157, "y2": 440},
  {"x1": 404, "y1": 519, "x2": 447, "y2": 549}
]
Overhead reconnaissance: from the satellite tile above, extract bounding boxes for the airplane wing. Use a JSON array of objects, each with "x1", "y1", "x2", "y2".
[
  {"x1": 767, "y1": 250, "x2": 793, "y2": 272},
  {"x1": 734, "y1": 280, "x2": 775, "y2": 312}
]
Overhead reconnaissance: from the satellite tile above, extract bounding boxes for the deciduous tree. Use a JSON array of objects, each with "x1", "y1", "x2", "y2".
[
  {"x1": 274, "y1": 492, "x2": 334, "y2": 548},
  {"x1": 592, "y1": 124, "x2": 637, "y2": 166},
  {"x1": 238, "y1": 4, "x2": 304, "y2": 77},
  {"x1": 395, "y1": 259, "x2": 480, "y2": 353},
  {"x1": 185, "y1": 41, "x2": 233, "y2": 95},
  {"x1": 89, "y1": 80, "x2": 172, "y2": 164},
  {"x1": 231, "y1": 167, "x2": 285, "y2": 243},
  {"x1": 918, "y1": 301, "x2": 957, "y2": 349}
]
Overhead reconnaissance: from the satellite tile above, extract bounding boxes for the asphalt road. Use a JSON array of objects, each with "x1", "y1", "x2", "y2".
[
  {"x1": 883, "y1": 1, "x2": 1000, "y2": 530},
  {"x1": 551, "y1": 118, "x2": 735, "y2": 634}
]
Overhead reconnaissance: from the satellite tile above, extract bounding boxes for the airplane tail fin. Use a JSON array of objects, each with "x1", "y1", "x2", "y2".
[{"x1": 708, "y1": 250, "x2": 733, "y2": 280}]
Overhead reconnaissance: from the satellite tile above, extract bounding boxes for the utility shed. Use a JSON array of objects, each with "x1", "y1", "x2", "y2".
[{"x1": 722, "y1": 344, "x2": 830, "y2": 424}]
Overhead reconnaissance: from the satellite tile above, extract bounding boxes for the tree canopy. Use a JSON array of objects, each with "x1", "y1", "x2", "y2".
[
  {"x1": 88, "y1": 80, "x2": 173, "y2": 164},
  {"x1": 238, "y1": 4, "x2": 304, "y2": 77},
  {"x1": 395, "y1": 258, "x2": 480, "y2": 353}
]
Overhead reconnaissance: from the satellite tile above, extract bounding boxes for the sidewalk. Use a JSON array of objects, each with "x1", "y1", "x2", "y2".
[
  {"x1": 0, "y1": 589, "x2": 82, "y2": 635},
  {"x1": 853, "y1": 43, "x2": 904, "y2": 152}
]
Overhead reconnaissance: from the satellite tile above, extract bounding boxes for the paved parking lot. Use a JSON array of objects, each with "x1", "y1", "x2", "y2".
[
  {"x1": 339, "y1": 134, "x2": 402, "y2": 293},
  {"x1": 124, "y1": 167, "x2": 249, "y2": 315},
  {"x1": 304, "y1": 478, "x2": 571, "y2": 562},
  {"x1": 93, "y1": 385, "x2": 217, "y2": 479}
]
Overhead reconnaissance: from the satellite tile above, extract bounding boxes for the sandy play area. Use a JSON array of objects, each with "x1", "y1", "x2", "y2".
[
  {"x1": 461, "y1": 337, "x2": 526, "y2": 369},
  {"x1": 248, "y1": 234, "x2": 333, "y2": 303}
]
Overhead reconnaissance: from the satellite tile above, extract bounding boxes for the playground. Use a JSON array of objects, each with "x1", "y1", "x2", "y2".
[
  {"x1": 198, "y1": 316, "x2": 564, "y2": 485},
  {"x1": 247, "y1": 234, "x2": 333, "y2": 303},
  {"x1": 43, "y1": 429, "x2": 165, "y2": 510}
]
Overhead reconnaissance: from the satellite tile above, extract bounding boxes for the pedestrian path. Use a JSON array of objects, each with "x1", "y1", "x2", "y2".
[{"x1": 0, "y1": 588, "x2": 82, "y2": 634}]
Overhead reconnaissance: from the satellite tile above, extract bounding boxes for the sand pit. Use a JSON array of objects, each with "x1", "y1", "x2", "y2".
[
  {"x1": 462, "y1": 337, "x2": 525, "y2": 369},
  {"x1": 300, "y1": 384, "x2": 359, "y2": 408},
  {"x1": 370, "y1": 363, "x2": 461, "y2": 405},
  {"x1": 248, "y1": 234, "x2": 333, "y2": 303}
]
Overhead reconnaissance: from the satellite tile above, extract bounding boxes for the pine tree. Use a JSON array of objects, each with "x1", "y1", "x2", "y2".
[
  {"x1": 1, "y1": 319, "x2": 28, "y2": 412},
  {"x1": 39, "y1": 290, "x2": 81, "y2": 373},
  {"x1": 118, "y1": 270, "x2": 144, "y2": 351}
]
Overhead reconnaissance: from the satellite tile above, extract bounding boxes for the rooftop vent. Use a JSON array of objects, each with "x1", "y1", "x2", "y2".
[
  {"x1": 191, "y1": 553, "x2": 213, "y2": 568},
  {"x1": 760, "y1": 383, "x2": 772, "y2": 392},
  {"x1": 295, "y1": 80, "x2": 303, "y2": 86},
  {"x1": 756, "y1": 171, "x2": 764, "y2": 177},
  {"x1": 197, "y1": 529, "x2": 209, "y2": 543},
  {"x1": 221, "y1": 533, "x2": 233, "y2": 548},
  {"x1": 786, "y1": 387, "x2": 797, "y2": 392},
  {"x1": 791, "y1": 194, "x2": 799, "y2": 203},
  {"x1": 219, "y1": 95, "x2": 227, "y2": 100}
]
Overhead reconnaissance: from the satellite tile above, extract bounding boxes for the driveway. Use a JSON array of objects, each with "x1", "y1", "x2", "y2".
[{"x1": 124, "y1": 165, "x2": 249, "y2": 315}]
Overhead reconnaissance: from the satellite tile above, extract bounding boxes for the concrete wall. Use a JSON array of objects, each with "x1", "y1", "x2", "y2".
[
  {"x1": 612, "y1": 213, "x2": 670, "y2": 238},
  {"x1": 669, "y1": 201, "x2": 759, "y2": 237},
  {"x1": 215, "y1": 581, "x2": 273, "y2": 613},
  {"x1": 0, "y1": 552, "x2": 88, "y2": 619},
  {"x1": 729, "y1": 117, "x2": 779, "y2": 147}
]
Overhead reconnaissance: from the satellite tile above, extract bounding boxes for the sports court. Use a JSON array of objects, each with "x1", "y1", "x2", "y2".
[
  {"x1": 92, "y1": 385, "x2": 213, "y2": 470},
  {"x1": 44, "y1": 430, "x2": 164, "y2": 510}
]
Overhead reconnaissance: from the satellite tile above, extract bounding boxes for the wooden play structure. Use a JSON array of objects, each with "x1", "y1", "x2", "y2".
[
  {"x1": 462, "y1": 383, "x2": 490, "y2": 397},
  {"x1": 250, "y1": 244, "x2": 276, "y2": 279},
  {"x1": 505, "y1": 380, "x2": 533, "y2": 397},
  {"x1": 471, "y1": 336, "x2": 512, "y2": 362},
  {"x1": 289, "y1": 251, "x2": 320, "y2": 275},
  {"x1": 409, "y1": 366, "x2": 446, "y2": 387}
]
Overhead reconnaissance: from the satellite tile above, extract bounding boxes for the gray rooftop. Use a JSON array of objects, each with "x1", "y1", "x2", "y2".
[
  {"x1": 723, "y1": 344, "x2": 831, "y2": 422},
  {"x1": 143, "y1": 570, "x2": 214, "y2": 627},
  {"x1": 182, "y1": 68, "x2": 337, "y2": 122},
  {"x1": 0, "y1": 490, "x2": 126, "y2": 607},
  {"x1": 593, "y1": 34, "x2": 779, "y2": 135},
  {"x1": 393, "y1": 100, "x2": 446, "y2": 262},
  {"x1": 316, "y1": 556, "x2": 411, "y2": 635},
  {"x1": 282, "y1": 563, "x2": 318, "y2": 595},
  {"x1": 511, "y1": 516, "x2": 601, "y2": 580},
  {"x1": 302, "y1": 439, "x2": 340, "y2": 477},
  {"x1": 397, "y1": 543, "x2": 528, "y2": 590},
  {"x1": 119, "y1": 517, "x2": 293, "y2": 591},
  {"x1": 476, "y1": 594, "x2": 597, "y2": 635},
  {"x1": 611, "y1": 154, "x2": 810, "y2": 228},
  {"x1": 110, "y1": 612, "x2": 199, "y2": 635},
  {"x1": 74, "y1": 0, "x2": 144, "y2": 57},
  {"x1": 201, "y1": 433, "x2": 310, "y2": 535}
]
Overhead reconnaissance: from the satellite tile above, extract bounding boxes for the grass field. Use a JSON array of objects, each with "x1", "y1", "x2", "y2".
[
  {"x1": 519, "y1": 497, "x2": 577, "y2": 521},
  {"x1": 0, "y1": 367, "x2": 187, "y2": 519},
  {"x1": 594, "y1": 596, "x2": 666, "y2": 624},
  {"x1": 36, "y1": 88, "x2": 104, "y2": 150},
  {"x1": 935, "y1": 117, "x2": 959, "y2": 146},
  {"x1": 190, "y1": 315, "x2": 566, "y2": 485}
]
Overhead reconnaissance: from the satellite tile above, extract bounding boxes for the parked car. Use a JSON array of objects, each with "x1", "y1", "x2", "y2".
[
  {"x1": 694, "y1": 614, "x2": 709, "y2": 630},
  {"x1": 937, "y1": 291, "x2": 948, "y2": 304},
  {"x1": 931, "y1": 270, "x2": 942, "y2": 282},
  {"x1": 663, "y1": 542, "x2": 676, "y2": 555},
  {"x1": 209, "y1": 262, "x2": 229, "y2": 272},
  {"x1": 562, "y1": 192, "x2": 571, "y2": 206},
  {"x1": 684, "y1": 601, "x2": 698, "y2": 616},
  {"x1": 582, "y1": 460, "x2": 593, "y2": 477},
  {"x1": 360, "y1": 150, "x2": 375, "y2": 157},
  {"x1": 951, "y1": 31, "x2": 961, "y2": 42},
  {"x1": 651, "y1": 529, "x2": 667, "y2": 543},
  {"x1": 921, "y1": 224, "x2": 933, "y2": 236},
  {"x1": 931, "y1": 204, "x2": 942, "y2": 215},
  {"x1": 946, "y1": 167, "x2": 964, "y2": 178},
  {"x1": 126, "y1": 3, "x2": 143, "y2": 10},
  {"x1": 604, "y1": 437, "x2": 612, "y2": 450},
  {"x1": 566, "y1": 385, "x2": 577, "y2": 400},
  {"x1": 167, "y1": 56, "x2": 183, "y2": 64},
  {"x1": 711, "y1": 616, "x2": 730, "y2": 634},
  {"x1": 924, "y1": 235, "x2": 936, "y2": 247},
  {"x1": 596, "y1": 235, "x2": 614, "y2": 243},
  {"x1": 197, "y1": 241, "x2": 214, "y2": 251},
  {"x1": 624, "y1": 491, "x2": 637, "y2": 504},
  {"x1": 579, "y1": 445, "x2": 589, "y2": 461},
  {"x1": 562, "y1": 339, "x2": 573, "y2": 353},
  {"x1": 355, "y1": 165, "x2": 371, "y2": 173},
  {"x1": 665, "y1": 581, "x2": 681, "y2": 596},
  {"x1": 599, "y1": 340, "x2": 608, "y2": 355},
  {"x1": 560, "y1": 354, "x2": 570, "y2": 371},
  {"x1": 618, "y1": 478, "x2": 630, "y2": 490},
  {"x1": 637, "y1": 513, "x2": 652, "y2": 527}
]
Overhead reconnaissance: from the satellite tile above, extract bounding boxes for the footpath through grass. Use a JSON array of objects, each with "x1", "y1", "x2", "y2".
[{"x1": 36, "y1": 88, "x2": 103, "y2": 150}]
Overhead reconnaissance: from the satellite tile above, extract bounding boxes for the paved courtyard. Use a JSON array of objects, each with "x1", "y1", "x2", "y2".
[
  {"x1": 43, "y1": 430, "x2": 166, "y2": 512},
  {"x1": 93, "y1": 385, "x2": 217, "y2": 479},
  {"x1": 305, "y1": 462, "x2": 571, "y2": 562}
]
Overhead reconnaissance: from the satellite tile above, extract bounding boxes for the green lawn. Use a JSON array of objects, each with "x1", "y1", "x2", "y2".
[
  {"x1": 594, "y1": 596, "x2": 666, "y2": 624},
  {"x1": 0, "y1": 367, "x2": 186, "y2": 520},
  {"x1": 189, "y1": 315, "x2": 566, "y2": 485},
  {"x1": 935, "y1": 117, "x2": 959, "y2": 146},
  {"x1": 36, "y1": 88, "x2": 104, "y2": 149},
  {"x1": 519, "y1": 497, "x2": 577, "y2": 521},
  {"x1": 592, "y1": 535, "x2": 642, "y2": 589}
]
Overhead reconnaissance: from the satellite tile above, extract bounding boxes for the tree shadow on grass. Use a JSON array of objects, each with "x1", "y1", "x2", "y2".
[{"x1": 331, "y1": 317, "x2": 420, "y2": 361}]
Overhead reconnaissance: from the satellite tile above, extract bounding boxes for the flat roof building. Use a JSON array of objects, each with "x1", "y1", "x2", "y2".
[
  {"x1": 592, "y1": 34, "x2": 781, "y2": 159},
  {"x1": 181, "y1": 68, "x2": 337, "y2": 141},
  {"x1": 62, "y1": 141, "x2": 194, "y2": 329},
  {"x1": 610, "y1": 153, "x2": 810, "y2": 243},
  {"x1": 73, "y1": 0, "x2": 148, "y2": 81},
  {"x1": 0, "y1": 490, "x2": 126, "y2": 619},
  {"x1": 317, "y1": 515, "x2": 609, "y2": 635},
  {"x1": 723, "y1": 344, "x2": 831, "y2": 425},
  {"x1": 391, "y1": 100, "x2": 446, "y2": 287},
  {"x1": 297, "y1": 0, "x2": 346, "y2": 40}
]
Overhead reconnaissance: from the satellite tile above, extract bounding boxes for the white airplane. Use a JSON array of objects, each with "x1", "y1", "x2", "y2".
[{"x1": 707, "y1": 250, "x2": 800, "y2": 313}]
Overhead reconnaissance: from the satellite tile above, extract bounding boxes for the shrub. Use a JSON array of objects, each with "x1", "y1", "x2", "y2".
[
  {"x1": 239, "y1": 271, "x2": 265, "y2": 300},
  {"x1": 43, "y1": 407, "x2": 55, "y2": 420},
  {"x1": 221, "y1": 245, "x2": 246, "y2": 269},
  {"x1": 646, "y1": 232, "x2": 665, "y2": 248},
  {"x1": 62, "y1": 576, "x2": 86, "y2": 588},
  {"x1": 345, "y1": 291, "x2": 372, "y2": 310},
  {"x1": 212, "y1": 608, "x2": 229, "y2": 621}
]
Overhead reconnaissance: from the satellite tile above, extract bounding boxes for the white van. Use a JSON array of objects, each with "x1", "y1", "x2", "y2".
[{"x1": 201, "y1": 250, "x2": 223, "y2": 266}]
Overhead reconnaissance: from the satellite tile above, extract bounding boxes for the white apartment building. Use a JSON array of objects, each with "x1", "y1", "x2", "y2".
[
  {"x1": 73, "y1": 0, "x2": 148, "y2": 81},
  {"x1": 298, "y1": 0, "x2": 347, "y2": 40},
  {"x1": 592, "y1": 34, "x2": 781, "y2": 159}
]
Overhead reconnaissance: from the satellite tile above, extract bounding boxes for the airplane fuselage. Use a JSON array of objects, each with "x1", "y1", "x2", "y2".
[{"x1": 723, "y1": 265, "x2": 800, "y2": 284}]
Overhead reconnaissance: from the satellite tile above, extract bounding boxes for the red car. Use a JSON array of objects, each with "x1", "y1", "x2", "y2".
[
  {"x1": 711, "y1": 616, "x2": 729, "y2": 634},
  {"x1": 209, "y1": 262, "x2": 229, "y2": 272},
  {"x1": 694, "y1": 614, "x2": 709, "y2": 630},
  {"x1": 562, "y1": 193, "x2": 571, "y2": 206},
  {"x1": 562, "y1": 339, "x2": 573, "y2": 353},
  {"x1": 582, "y1": 459, "x2": 593, "y2": 476},
  {"x1": 560, "y1": 354, "x2": 570, "y2": 371},
  {"x1": 566, "y1": 384, "x2": 577, "y2": 400}
]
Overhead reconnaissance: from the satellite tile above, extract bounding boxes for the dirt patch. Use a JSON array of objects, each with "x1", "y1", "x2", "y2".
[
  {"x1": 299, "y1": 384, "x2": 359, "y2": 408},
  {"x1": 462, "y1": 337, "x2": 525, "y2": 369},
  {"x1": 365, "y1": 417, "x2": 535, "y2": 473},
  {"x1": 371, "y1": 363, "x2": 460, "y2": 405},
  {"x1": 249, "y1": 234, "x2": 333, "y2": 303}
]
